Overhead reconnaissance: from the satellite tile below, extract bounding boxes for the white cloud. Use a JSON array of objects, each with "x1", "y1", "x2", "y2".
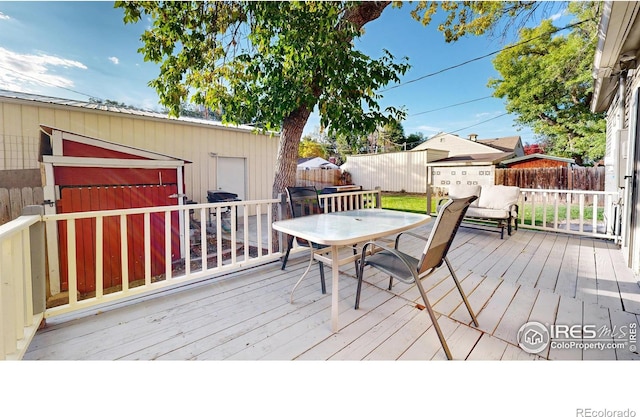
[
  {"x1": 0, "y1": 12, "x2": 10, "y2": 20},
  {"x1": 415, "y1": 125, "x2": 441, "y2": 134},
  {"x1": 0, "y1": 47, "x2": 87, "y2": 91},
  {"x1": 108, "y1": 56, "x2": 119, "y2": 65},
  {"x1": 550, "y1": 11, "x2": 564, "y2": 22}
]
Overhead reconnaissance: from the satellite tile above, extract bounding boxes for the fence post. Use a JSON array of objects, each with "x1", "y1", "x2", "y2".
[
  {"x1": 21, "y1": 205, "x2": 46, "y2": 316},
  {"x1": 375, "y1": 186, "x2": 382, "y2": 209}
]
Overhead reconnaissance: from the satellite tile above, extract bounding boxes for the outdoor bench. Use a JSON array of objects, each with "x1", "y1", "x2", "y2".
[{"x1": 437, "y1": 184, "x2": 520, "y2": 239}]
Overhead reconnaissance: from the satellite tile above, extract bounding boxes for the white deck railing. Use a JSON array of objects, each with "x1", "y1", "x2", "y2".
[
  {"x1": 0, "y1": 212, "x2": 44, "y2": 360},
  {"x1": 36, "y1": 188, "x2": 384, "y2": 320},
  {"x1": 42, "y1": 199, "x2": 283, "y2": 318},
  {"x1": 5, "y1": 186, "x2": 618, "y2": 360},
  {"x1": 518, "y1": 188, "x2": 620, "y2": 240}
]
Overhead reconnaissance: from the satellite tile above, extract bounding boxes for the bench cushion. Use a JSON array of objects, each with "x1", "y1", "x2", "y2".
[
  {"x1": 466, "y1": 207, "x2": 510, "y2": 220},
  {"x1": 447, "y1": 184, "x2": 481, "y2": 207},
  {"x1": 478, "y1": 185, "x2": 520, "y2": 211}
]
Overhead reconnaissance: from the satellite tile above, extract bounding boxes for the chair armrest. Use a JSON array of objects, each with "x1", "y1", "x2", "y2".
[{"x1": 394, "y1": 231, "x2": 428, "y2": 250}]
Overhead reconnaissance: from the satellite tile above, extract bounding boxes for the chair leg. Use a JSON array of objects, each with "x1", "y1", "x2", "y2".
[
  {"x1": 444, "y1": 257, "x2": 478, "y2": 327},
  {"x1": 355, "y1": 261, "x2": 365, "y2": 309},
  {"x1": 318, "y1": 261, "x2": 326, "y2": 294},
  {"x1": 281, "y1": 236, "x2": 294, "y2": 270},
  {"x1": 414, "y1": 278, "x2": 453, "y2": 360}
]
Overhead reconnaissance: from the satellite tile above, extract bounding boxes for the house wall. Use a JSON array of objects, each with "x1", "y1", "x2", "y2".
[
  {"x1": 0, "y1": 96, "x2": 279, "y2": 204},
  {"x1": 341, "y1": 149, "x2": 449, "y2": 193},
  {"x1": 606, "y1": 68, "x2": 640, "y2": 275}
]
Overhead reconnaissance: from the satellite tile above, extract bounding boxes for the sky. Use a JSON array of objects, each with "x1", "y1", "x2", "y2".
[{"x1": 0, "y1": 1, "x2": 571, "y2": 146}]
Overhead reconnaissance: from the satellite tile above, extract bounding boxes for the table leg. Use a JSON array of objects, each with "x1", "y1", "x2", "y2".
[{"x1": 331, "y1": 245, "x2": 340, "y2": 333}]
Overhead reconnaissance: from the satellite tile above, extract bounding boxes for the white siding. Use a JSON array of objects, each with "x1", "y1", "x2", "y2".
[
  {"x1": 430, "y1": 165, "x2": 495, "y2": 189},
  {"x1": 341, "y1": 149, "x2": 448, "y2": 193}
]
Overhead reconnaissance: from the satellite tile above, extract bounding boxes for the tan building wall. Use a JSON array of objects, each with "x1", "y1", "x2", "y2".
[{"x1": 0, "y1": 94, "x2": 279, "y2": 204}]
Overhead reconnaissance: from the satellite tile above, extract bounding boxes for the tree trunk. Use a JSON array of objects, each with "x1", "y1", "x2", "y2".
[{"x1": 272, "y1": 105, "x2": 312, "y2": 199}]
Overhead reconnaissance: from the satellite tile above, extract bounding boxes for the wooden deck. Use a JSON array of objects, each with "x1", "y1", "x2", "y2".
[{"x1": 24, "y1": 225, "x2": 640, "y2": 360}]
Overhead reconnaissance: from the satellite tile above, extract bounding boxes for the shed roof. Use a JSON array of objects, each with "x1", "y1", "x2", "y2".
[
  {"x1": 427, "y1": 151, "x2": 514, "y2": 166},
  {"x1": 500, "y1": 153, "x2": 575, "y2": 166},
  {"x1": 0, "y1": 89, "x2": 269, "y2": 134}
]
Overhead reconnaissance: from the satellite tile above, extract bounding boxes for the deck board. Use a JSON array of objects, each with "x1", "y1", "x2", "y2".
[{"x1": 23, "y1": 227, "x2": 640, "y2": 361}]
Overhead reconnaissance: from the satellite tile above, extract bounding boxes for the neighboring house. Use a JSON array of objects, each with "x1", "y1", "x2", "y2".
[
  {"x1": 591, "y1": 0, "x2": 640, "y2": 275},
  {"x1": 0, "y1": 89, "x2": 279, "y2": 208},
  {"x1": 499, "y1": 153, "x2": 575, "y2": 169},
  {"x1": 413, "y1": 132, "x2": 525, "y2": 158},
  {"x1": 419, "y1": 132, "x2": 524, "y2": 194},
  {"x1": 343, "y1": 132, "x2": 523, "y2": 194}
]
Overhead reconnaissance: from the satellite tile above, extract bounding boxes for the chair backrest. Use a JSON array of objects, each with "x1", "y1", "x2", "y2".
[
  {"x1": 418, "y1": 196, "x2": 477, "y2": 275},
  {"x1": 286, "y1": 186, "x2": 323, "y2": 218},
  {"x1": 286, "y1": 186, "x2": 323, "y2": 247}
]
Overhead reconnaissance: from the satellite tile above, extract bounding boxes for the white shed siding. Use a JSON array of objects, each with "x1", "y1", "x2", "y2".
[
  {"x1": 0, "y1": 95, "x2": 279, "y2": 204},
  {"x1": 430, "y1": 165, "x2": 495, "y2": 189},
  {"x1": 341, "y1": 149, "x2": 448, "y2": 193}
]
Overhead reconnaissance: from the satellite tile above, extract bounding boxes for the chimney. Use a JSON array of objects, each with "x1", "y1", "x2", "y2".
[{"x1": 469, "y1": 133, "x2": 478, "y2": 141}]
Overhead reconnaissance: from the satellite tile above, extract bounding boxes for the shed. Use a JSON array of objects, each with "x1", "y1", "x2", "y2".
[
  {"x1": 40, "y1": 126, "x2": 191, "y2": 296},
  {"x1": 0, "y1": 89, "x2": 279, "y2": 211}
]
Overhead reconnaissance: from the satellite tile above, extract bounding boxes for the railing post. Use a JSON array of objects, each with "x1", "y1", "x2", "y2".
[
  {"x1": 276, "y1": 192, "x2": 287, "y2": 252},
  {"x1": 375, "y1": 186, "x2": 382, "y2": 209},
  {"x1": 21, "y1": 205, "x2": 46, "y2": 316}
]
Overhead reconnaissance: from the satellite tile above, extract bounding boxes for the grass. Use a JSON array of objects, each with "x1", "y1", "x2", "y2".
[
  {"x1": 380, "y1": 192, "x2": 605, "y2": 227},
  {"x1": 380, "y1": 192, "x2": 433, "y2": 214}
]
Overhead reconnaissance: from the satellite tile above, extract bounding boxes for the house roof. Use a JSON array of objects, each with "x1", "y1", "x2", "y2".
[
  {"x1": 478, "y1": 136, "x2": 521, "y2": 153},
  {"x1": 427, "y1": 151, "x2": 515, "y2": 166},
  {"x1": 413, "y1": 132, "x2": 522, "y2": 156},
  {"x1": 500, "y1": 153, "x2": 575, "y2": 166},
  {"x1": 0, "y1": 89, "x2": 269, "y2": 134},
  {"x1": 591, "y1": 1, "x2": 640, "y2": 112}
]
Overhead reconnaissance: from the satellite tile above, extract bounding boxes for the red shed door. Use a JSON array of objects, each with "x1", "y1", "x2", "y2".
[{"x1": 57, "y1": 184, "x2": 180, "y2": 295}]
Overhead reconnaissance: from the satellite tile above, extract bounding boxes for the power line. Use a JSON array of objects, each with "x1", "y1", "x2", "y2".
[
  {"x1": 382, "y1": 19, "x2": 591, "y2": 93},
  {"x1": 448, "y1": 112, "x2": 510, "y2": 135},
  {"x1": 408, "y1": 95, "x2": 493, "y2": 117}
]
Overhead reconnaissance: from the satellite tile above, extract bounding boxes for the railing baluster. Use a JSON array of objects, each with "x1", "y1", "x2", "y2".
[
  {"x1": 165, "y1": 210, "x2": 171, "y2": 280},
  {"x1": 144, "y1": 212, "x2": 151, "y2": 286},
  {"x1": 593, "y1": 194, "x2": 599, "y2": 235},
  {"x1": 95, "y1": 215, "x2": 104, "y2": 298},
  {"x1": 120, "y1": 215, "x2": 129, "y2": 292},
  {"x1": 67, "y1": 219, "x2": 78, "y2": 304},
  {"x1": 554, "y1": 192, "x2": 559, "y2": 231},
  {"x1": 542, "y1": 192, "x2": 548, "y2": 229},
  {"x1": 184, "y1": 208, "x2": 190, "y2": 277},
  {"x1": 200, "y1": 208, "x2": 207, "y2": 272}
]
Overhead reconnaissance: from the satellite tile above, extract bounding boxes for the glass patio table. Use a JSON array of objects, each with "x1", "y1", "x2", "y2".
[{"x1": 272, "y1": 208, "x2": 432, "y2": 332}]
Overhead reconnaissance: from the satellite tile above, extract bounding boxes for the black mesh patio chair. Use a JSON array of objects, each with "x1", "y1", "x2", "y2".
[
  {"x1": 355, "y1": 196, "x2": 479, "y2": 360},
  {"x1": 281, "y1": 186, "x2": 329, "y2": 293}
]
